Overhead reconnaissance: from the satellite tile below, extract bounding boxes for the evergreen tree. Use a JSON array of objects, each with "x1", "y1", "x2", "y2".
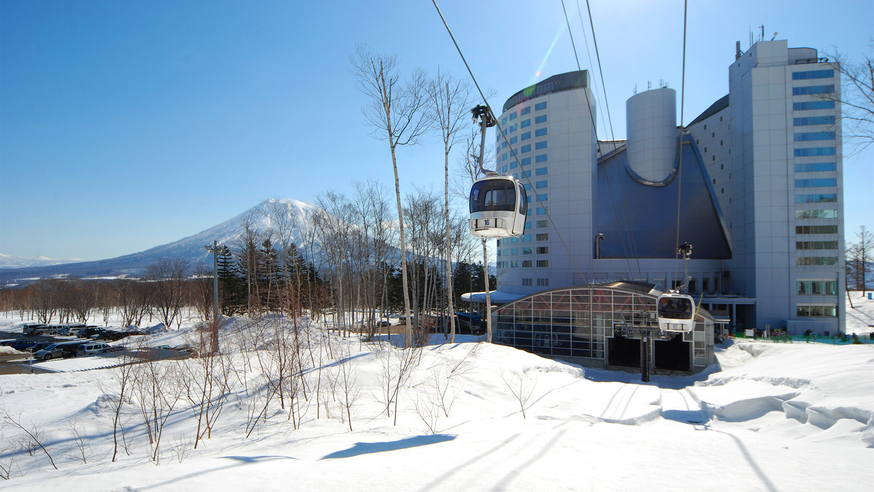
[{"x1": 217, "y1": 245, "x2": 245, "y2": 315}]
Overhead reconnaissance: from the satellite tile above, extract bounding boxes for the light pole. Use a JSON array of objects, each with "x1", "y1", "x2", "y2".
[{"x1": 204, "y1": 241, "x2": 221, "y2": 354}]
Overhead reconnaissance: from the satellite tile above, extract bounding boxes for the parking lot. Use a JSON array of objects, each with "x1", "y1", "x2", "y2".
[{"x1": 0, "y1": 328, "x2": 196, "y2": 374}]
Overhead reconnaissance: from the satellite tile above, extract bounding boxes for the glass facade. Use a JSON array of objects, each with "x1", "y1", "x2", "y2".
[{"x1": 492, "y1": 283, "x2": 711, "y2": 369}]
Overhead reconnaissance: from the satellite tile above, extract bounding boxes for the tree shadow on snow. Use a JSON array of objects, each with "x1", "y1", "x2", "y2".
[{"x1": 321, "y1": 434, "x2": 456, "y2": 460}]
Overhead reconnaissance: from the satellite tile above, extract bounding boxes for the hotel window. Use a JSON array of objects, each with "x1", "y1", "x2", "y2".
[
  {"x1": 796, "y1": 241, "x2": 839, "y2": 250},
  {"x1": 535, "y1": 141, "x2": 547, "y2": 150},
  {"x1": 536, "y1": 233, "x2": 549, "y2": 241},
  {"x1": 792, "y1": 69, "x2": 834, "y2": 80},
  {"x1": 521, "y1": 132, "x2": 531, "y2": 141},
  {"x1": 521, "y1": 107, "x2": 531, "y2": 115},
  {"x1": 521, "y1": 157, "x2": 531, "y2": 166},
  {"x1": 535, "y1": 180, "x2": 547, "y2": 189},
  {"x1": 797, "y1": 280, "x2": 838, "y2": 295},
  {"x1": 523, "y1": 261, "x2": 533, "y2": 268},
  {"x1": 522, "y1": 278, "x2": 533, "y2": 285},
  {"x1": 510, "y1": 136, "x2": 518, "y2": 144},
  {"x1": 536, "y1": 260, "x2": 549, "y2": 268},
  {"x1": 792, "y1": 85, "x2": 834, "y2": 95},
  {"x1": 535, "y1": 115, "x2": 547, "y2": 124},
  {"x1": 537, "y1": 220, "x2": 548, "y2": 228},
  {"x1": 795, "y1": 178, "x2": 837, "y2": 188},
  {"x1": 795, "y1": 193, "x2": 837, "y2": 204},
  {"x1": 522, "y1": 247, "x2": 532, "y2": 255},
  {"x1": 796, "y1": 257, "x2": 838, "y2": 266},
  {"x1": 795, "y1": 132, "x2": 835, "y2": 141},
  {"x1": 537, "y1": 193, "x2": 548, "y2": 201},
  {"x1": 796, "y1": 225, "x2": 838, "y2": 234},
  {"x1": 536, "y1": 247, "x2": 549, "y2": 254},
  {"x1": 794, "y1": 100, "x2": 835, "y2": 111},
  {"x1": 522, "y1": 234, "x2": 532, "y2": 242},
  {"x1": 535, "y1": 167, "x2": 548, "y2": 176},
  {"x1": 536, "y1": 207, "x2": 547, "y2": 215},
  {"x1": 794, "y1": 116, "x2": 836, "y2": 126},
  {"x1": 535, "y1": 102, "x2": 547, "y2": 110},
  {"x1": 510, "y1": 261, "x2": 518, "y2": 268},
  {"x1": 795, "y1": 162, "x2": 836, "y2": 172},
  {"x1": 795, "y1": 209, "x2": 838, "y2": 219},
  {"x1": 535, "y1": 154, "x2": 548, "y2": 163},
  {"x1": 521, "y1": 144, "x2": 531, "y2": 153},
  {"x1": 535, "y1": 128, "x2": 547, "y2": 137},
  {"x1": 796, "y1": 304, "x2": 837, "y2": 317},
  {"x1": 795, "y1": 147, "x2": 836, "y2": 157},
  {"x1": 537, "y1": 278, "x2": 549, "y2": 287},
  {"x1": 509, "y1": 112, "x2": 517, "y2": 120},
  {"x1": 510, "y1": 161, "x2": 518, "y2": 169},
  {"x1": 521, "y1": 119, "x2": 531, "y2": 128},
  {"x1": 509, "y1": 124, "x2": 517, "y2": 133}
]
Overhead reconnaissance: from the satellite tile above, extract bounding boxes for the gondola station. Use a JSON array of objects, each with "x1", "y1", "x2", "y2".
[{"x1": 463, "y1": 38, "x2": 843, "y2": 375}]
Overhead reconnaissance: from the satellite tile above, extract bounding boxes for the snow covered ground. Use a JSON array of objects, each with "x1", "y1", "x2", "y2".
[{"x1": 0, "y1": 296, "x2": 872, "y2": 491}]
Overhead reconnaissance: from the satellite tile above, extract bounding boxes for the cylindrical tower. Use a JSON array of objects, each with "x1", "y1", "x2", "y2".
[{"x1": 626, "y1": 88, "x2": 678, "y2": 182}]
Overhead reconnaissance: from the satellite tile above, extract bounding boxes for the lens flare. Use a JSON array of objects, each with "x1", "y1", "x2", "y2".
[{"x1": 532, "y1": 23, "x2": 564, "y2": 83}]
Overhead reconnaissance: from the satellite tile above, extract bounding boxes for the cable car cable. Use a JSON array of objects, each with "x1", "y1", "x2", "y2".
[
  {"x1": 673, "y1": 0, "x2": 689, "y2": 289},
  {"x1": 561, "y1": 0, "x2": 642, "y2": 280},
  {"x1": 432, "y1": 0, "x2": 592, "y2": 286}
]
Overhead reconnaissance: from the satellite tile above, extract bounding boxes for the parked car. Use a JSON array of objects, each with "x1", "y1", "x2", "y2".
[
  {"x1": 76, "y1": 327, "x2": 105, "y2": 339},
  {"x1": 10, "y1": 339, "x2": 38, "y2": 351},
  {"x1": 93, "y1": 330, "x2": 130, "y2": 341},
  {"x1": 57, "y1": 324, "x2": 86, "y2": 336},
  {"x1": 34, "y1": 341, "x2": 85, "y2": 360},
  {"x1": 76, "y1": 342, "x2": 111, "y2": 357},
  {"x1": 22, "y1": 323, "x2": 48, "y2": 336}
]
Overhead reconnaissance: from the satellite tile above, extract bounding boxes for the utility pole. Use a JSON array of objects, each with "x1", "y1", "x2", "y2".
[{"x1": 204, "y1": 241, "x2": 221, "y2": 354}]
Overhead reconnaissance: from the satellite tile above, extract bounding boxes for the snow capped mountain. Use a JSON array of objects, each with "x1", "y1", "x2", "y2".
[
  {"x1": 0, "y1": 198, "x2": 322, "y2": 283},
  {"x1": 137, "y1": 197, "x2": 321, "y2": 265},
  {"x1": 0, "y1": 253, "x2": 84, "y2": 269}
]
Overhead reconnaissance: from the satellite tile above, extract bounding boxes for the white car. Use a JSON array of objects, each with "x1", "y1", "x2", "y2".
[{"x1": 76, "y1": 342, "x2": 111, "y2": 357}]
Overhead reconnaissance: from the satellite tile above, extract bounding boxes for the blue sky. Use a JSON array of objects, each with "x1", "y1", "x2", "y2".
[{"x1": 1, "y1": 0, "x2": 871, "y2": 261}]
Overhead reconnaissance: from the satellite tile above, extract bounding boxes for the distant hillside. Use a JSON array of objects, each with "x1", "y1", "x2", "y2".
[
  {"x1": 0, "y1": 198, "x2": 320, "y2": 284},
  {"x1": 0, "y1": 253, "x2": 83, "y2": 269}
]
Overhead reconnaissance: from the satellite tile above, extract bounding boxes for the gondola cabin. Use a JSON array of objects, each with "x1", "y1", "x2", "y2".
[
  {"x1": 657, "y1": 292, "x2": 696, "y2": 333},
  {"x1": 469, "y1": 176, "x2": 528, "y2": 238}
]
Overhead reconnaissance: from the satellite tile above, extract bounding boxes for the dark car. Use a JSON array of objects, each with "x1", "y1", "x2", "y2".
[
  {"x1": 10, "y1": 339, "x2": 38, "y2": 351},
  {"x1": 76, "y1": 327, "x2": 105, "y2": 339},
  {"x1": 93, "y1": 330, "x2": 130, "y2": 341}
]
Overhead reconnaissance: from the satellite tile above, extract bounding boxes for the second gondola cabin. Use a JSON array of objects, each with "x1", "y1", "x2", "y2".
[
  {"x1": 657, "y1": 292, "x2": 696, "y2": 333},
  {"x1": 469, "y1": 175, "x2": 528, "y2": 238}
]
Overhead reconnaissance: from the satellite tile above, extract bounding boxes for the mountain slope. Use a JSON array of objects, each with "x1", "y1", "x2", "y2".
[
  {"x1": 0, "y1": 198, "x2": 320, "y2": 284},
  {"x1": 0, "y1": 253, "x2": 83, "y2": 269}
]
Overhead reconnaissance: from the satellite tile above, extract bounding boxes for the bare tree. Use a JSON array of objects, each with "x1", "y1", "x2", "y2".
[
  {"x1": 351, "y1": 43, "x2": 433, "y2": 347},
  {"x1": 427, "y1": 70, "x2": 474, "y2": 343},
  {"x1": 825, "y1": 45, "x2": 874, "y2": 152},
  {"x1": 502, "y1": 369, "x2": 537, "y2": 419},
  {"x1": 145, "y1": 259, "x2": 190, "y2": 330},
  {"x1": 113, "y1": 278, "x2": 152, "y2": 328},
  {"x1": 95, "y1": 342, "x2": 136, "y2": 462},
  {"x1": 133, "y1": 355, "x2": 183, "y2": 464},
  {"x1": 847, "y1": 225, "x2": 874, "y2": 297},
  {"x1": 1, "y1": 408, "x2": 58, "y2": 471},
  {"x1": 29, "y1": 279, "x2": 60, "y2": 324}
]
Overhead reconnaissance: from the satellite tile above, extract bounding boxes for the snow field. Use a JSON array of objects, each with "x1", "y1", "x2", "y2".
[{"x1": 0, "y1": 299, "x2": 872, "y2": 490}]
